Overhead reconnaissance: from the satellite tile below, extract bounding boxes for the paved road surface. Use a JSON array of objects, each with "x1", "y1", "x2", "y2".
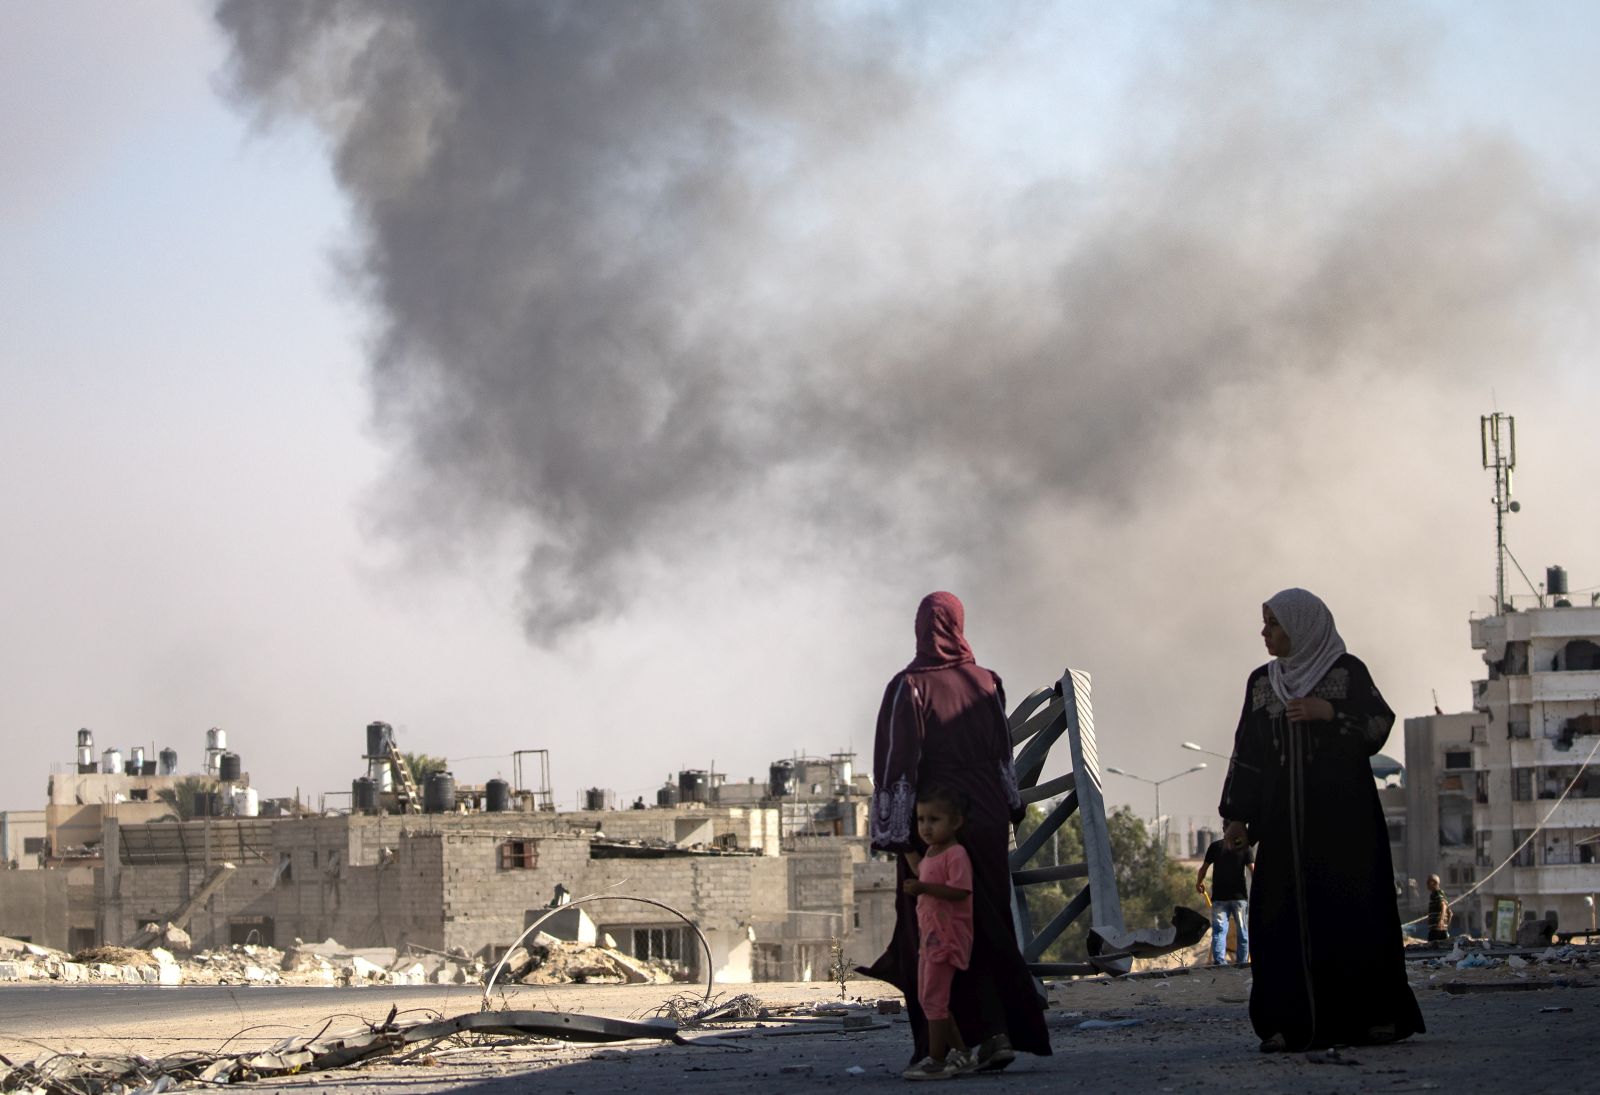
[{"x1": 1, "y1": 971, "x2": 1594, "y2": 1093}]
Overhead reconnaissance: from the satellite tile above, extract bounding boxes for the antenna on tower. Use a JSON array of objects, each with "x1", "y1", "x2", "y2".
[{"x1": 1480, "y1": 413, "x2": 1519, "y2": 613}]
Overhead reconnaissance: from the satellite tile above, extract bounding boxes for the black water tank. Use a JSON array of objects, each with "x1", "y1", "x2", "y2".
[
  {"x1": 365, "y1": 721, "x2": 392, "y2": 757},
  {"x1": 423, "y1": 770, "x2": 457, "y2": 814},
  {"x1": 352, "y1": 777, "x2": 378, "y2": 814},
  {"x1": 768, "y1": 762, "x2": 795, "y2": 798},
  {"x1": 1548, "y1": 566, "x2": 1569, "y2": 597},
  {"x1": 656, "y1": 783, "x2": 680, "y2": 807},
  {"x1": 584, "y1": 788, "x2": 608, "y2": 811},
  {"x1": 219, "y1": 752, "x2": 242, "y2": 782},
  {"x1": 485, "y1": 779, "x2": 510, "y2": 813},
  {"x1": 192, "y1": 791, "x2": 219, "y2": 817},
  {"x1": 678, "y1": 769, "x2": 709, "y2": 804},
  {"x1": 159, "y1": 748, "x2": 178, "y2": 775}
]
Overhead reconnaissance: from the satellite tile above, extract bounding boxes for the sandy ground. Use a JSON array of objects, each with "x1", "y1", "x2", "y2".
[{"x1": 2, "y1": 964, "x2": 1595, "y2": 1093}]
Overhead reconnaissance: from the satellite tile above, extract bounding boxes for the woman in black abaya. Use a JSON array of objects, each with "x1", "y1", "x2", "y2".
[{"x1": 1219, "y1": 588, "x2": 1423, "y2": 1051}]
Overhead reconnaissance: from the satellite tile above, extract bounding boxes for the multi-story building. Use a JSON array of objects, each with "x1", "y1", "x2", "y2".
[{"x1": 1405, "y1": 589, "x2": 1600, "y2": 937}]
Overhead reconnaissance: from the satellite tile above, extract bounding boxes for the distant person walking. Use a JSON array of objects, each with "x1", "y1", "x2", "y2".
[
  {"x1": 864, "y1": 592, "x2": 1050, "y2": 1072},
  {"x1": 1198, "y1": 837, "x2": 1253, "y2": 966},
  {"x1": 1218, "y1": 588, "x2": 1424, "y2": 1051},
  {"x1": 1427, "y1": 875, "x2": 1451, "y2": 943}
]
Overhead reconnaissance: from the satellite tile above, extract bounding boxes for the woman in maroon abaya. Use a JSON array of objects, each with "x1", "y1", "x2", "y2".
[{"x1": 862, "y1": 591, "x2": 1051, "y2": 1069}]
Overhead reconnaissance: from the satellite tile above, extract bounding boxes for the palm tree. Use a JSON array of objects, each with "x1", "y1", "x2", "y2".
[
  {"x1": 155, "y1": 777, "x2": 223, "y2": 821},
  {"x1": 401, "y1": 752, "x2": 448, "y2": 786}
]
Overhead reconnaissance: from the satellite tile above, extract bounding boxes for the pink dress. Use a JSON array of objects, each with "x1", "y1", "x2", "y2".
[
  {"x1": 916, "y1": 843, "x2": 975, "y2": 965},
  {"x1": 915, "y1": 843, "x2": 973, "y2": 1022}
]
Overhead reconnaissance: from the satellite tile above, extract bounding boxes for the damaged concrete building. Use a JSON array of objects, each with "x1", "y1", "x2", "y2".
[
  {"x1": 3, "y1": 731, "x2": 896, "y2": 983},
  {"x1": 1404, "y1": 570, "x2": 1600, "y2": 939}
]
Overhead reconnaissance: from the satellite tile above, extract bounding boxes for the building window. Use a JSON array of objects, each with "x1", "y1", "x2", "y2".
[
  {"x1": 1475, "y1": 771, "x2": 1490, "y2": 804},
  {"x1": 1512, "y1": 830, "x2": 1535, "y2": 868},
  {"x1": 1386, "y1": 820, "x2": 1404, "y2": 845},
  {"x1": 1443, "y1": 751, "x2": 1472, "y2": 770},
  {"x1": 22, "y1": 837, "x2": 44, "y2": 854},
  {"x1": 628, "y1": 926, "x2": 693, "y2": 974},
  {"x1": 1513, "y1": 768, "x2": 1533, "y2": 801},
  {"x1": 129, "y1": 788, "x2": 149, "y2": 801},
  {"x1": 1439, "y1": 799, "x2": 1472, "y2": 847},
  {"x1": 499, "y1": 839, "x2": 539, "y2": 869}
]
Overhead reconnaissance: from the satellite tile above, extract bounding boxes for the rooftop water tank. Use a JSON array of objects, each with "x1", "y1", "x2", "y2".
[
  {"x1": 101, "y1": 748, "x2": 122, "y2": 775},
  {"x1": 352, "y1": 776, "x2": 378, "y2": 814},
  {"x1": 77, "y1": 729, "x2": 96, "y2": 774},
  {"x1": 768, "y1": 762, "x2": 795, "y2": 798},
  {"x1": 485, "y1": 779, "x2": 510, "y2": 813},
  {"x1": 1548, "y1": 565, "x2": 1569, "y2": 597},
  {"x1": 158, "y1": 748, "x2": 178, "y2": 776},
  {"x1": 423, "y1": 770, "x2": 457, "y2": 814},
  {"x1": 678, "y1": 769, "x2": 709, "y2": 804}
]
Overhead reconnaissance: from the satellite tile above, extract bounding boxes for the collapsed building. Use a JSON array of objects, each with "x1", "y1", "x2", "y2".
[{"x1": 1, "y1": 725, "x2": 895, "y2": 984}]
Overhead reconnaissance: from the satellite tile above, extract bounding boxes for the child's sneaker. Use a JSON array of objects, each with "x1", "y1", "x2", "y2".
[
  {"x1": 901, "y1": 1056, "x2": 958, "y2": 1081},
  {"x1": 947, "y1": 1049, "x2": 979, "y2": 1074}
]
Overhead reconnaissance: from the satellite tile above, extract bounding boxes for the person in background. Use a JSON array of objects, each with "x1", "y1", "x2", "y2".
[
  {"x1": 1218, "y1": 588, "x2": 1424, "y2": 1052},
  {"x1": 863, "y1": 591, "x2": 1050, "y2": 1072},
  {"x1": 1198, "y1": 835, "x2": 1253, "y2": 966},
  {"x1": 1427, "y1": 874, "x2": 1451, "y2": 943}
]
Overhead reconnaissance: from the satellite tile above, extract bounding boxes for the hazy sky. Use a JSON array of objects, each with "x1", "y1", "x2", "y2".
[{"x1": 4, "y1": 1, "x2": 1598, "y2": 835}]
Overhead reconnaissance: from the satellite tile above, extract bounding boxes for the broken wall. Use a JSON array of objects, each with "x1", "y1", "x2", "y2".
[{"x1": 0, "y1": 866, "x2": 93, "y2": 951}]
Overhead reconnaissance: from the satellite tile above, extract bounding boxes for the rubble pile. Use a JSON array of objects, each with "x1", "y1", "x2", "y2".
[
  {"x1": 0, "y1": 934, "x2": 486, "y2": 988},
  {"x1": 503, "y1": 933, "x2": 676, "y2": 986},
  {"x1": 0, "y1": 936, "x2": 181, "y2": 986}
]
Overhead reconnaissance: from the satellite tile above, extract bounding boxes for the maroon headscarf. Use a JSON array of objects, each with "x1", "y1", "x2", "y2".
[{"x1": 909, "y1": 591, "x2": 976, "y2": 671}]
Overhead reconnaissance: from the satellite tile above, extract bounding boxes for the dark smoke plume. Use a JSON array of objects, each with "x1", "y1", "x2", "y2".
[{"x1": 214, "y1": 1, "x2": 1594, "y2": 644}]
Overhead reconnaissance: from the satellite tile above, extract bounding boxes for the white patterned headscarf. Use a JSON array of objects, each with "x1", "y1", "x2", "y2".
[{"x1": 1265, "y1": 588, "x2": 1347, "y2": 703}]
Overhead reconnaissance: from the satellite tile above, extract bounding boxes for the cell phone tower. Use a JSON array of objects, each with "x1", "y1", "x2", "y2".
[{"x1": 1480, "y1": 413, "x2": 1518, "y2": 613}]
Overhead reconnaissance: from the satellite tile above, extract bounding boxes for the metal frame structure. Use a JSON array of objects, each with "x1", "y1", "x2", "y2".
[{"x1": 1007, "y1": 667, "x2": 1126, "y2": 976}]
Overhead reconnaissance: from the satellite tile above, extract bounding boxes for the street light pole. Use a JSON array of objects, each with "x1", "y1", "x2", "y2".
[{"x1": 1105, "y1": 763, "x2": 1209, "y2": 860}]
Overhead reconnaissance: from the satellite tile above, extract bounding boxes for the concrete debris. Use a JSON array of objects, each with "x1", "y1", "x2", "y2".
[
  {"x1": 0, "y1": 1008, "x2": 684, "y2": 1095},
  {"x1": 0, "y1": 934, "x2": 485, "y2": 989},
  {"x1": 0, "y1": 932, "x2": 531, "y2": 991},
  {"x1": 512, "y1": 937, "x2": 676, "y2": 986}
]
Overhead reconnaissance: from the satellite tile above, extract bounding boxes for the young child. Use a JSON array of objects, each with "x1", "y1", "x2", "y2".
[
  {"x1": 1427, "y1": 874, "x2": 1451, "y2": 943},
  {"x1": 900, "y1": 787, "x2": 975, "y2": 1080}
]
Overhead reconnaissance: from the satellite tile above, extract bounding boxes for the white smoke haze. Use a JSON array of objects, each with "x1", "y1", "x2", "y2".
[{"x1": 203, "y1": 1, "x2": 1599, "y2": 818}]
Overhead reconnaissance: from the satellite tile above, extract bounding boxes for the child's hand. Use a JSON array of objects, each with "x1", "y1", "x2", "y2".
[{"x1": 901, "y1": 879, "x2": 923, "y2": 896}]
